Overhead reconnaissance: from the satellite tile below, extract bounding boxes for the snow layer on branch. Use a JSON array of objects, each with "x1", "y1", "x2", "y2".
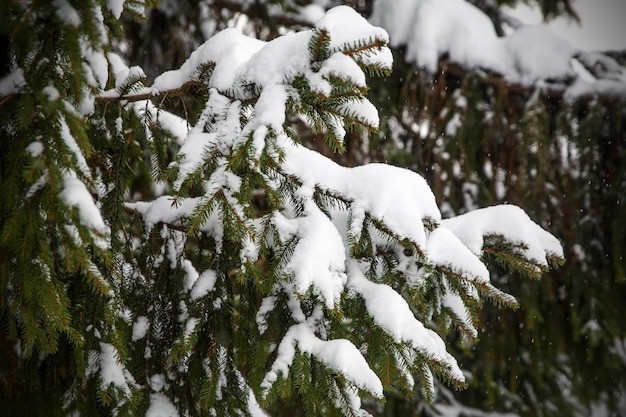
[
  {"x1": 442, "y1": 290, "x2": 476, "y2": 338},
  {"x1": 150, "y1": 29, "x2": 265, "y2": 93},
  {"x1": 262, "y1": 323, "x2": 384, "y2": 398},
  {"x1": 282, "y1": 200, "x2": 347, "y2": 309},
  {"x1": 505, "y1": 24, "x2": 574, "y2": 84},
  {"x1": 142, "y1": 5, "x2": 391, "y2": 105},
  {"x1": 146, "y1": 393, "x2": 178, "y2": 417},
  {"x1": 248, "y1": 388, "x2": 269, "y2": 417},
  {"x1": 282, "y1": 142, "x2": 439, "y2": 248},
  {"x1": 190, "y1": 269, "x2": 217, "y2": 300},
  {"x1": 426, "y1": 227, "x2": 489, "y2": 283},
  {"x1": 53, "y1": 0, "x2": 81, "y2": 26},
  {"x1": 59, "y1": 173, "x2": 109, "y2": 245},
  {"x1": 126, "y1": 196, "x2": 222, "y2": 239},
  {"x1": 347, "y1": 261, "x2": 464, "y2": 383},
  {"x1": 0, "y1": 68, "x2": 25, "y2": 97},
  {"x1": 441, "y1": 205, "x2": 564, "y2": 265},
  {"x1": 242, "y1": 31, "x2": 311, "y2": 88},
  {"x1": 371, "y1": 0, "x2": 506, "y2": 74},
  {"x1": 253, "y1": 84, "x2": 288, "y2": 129},
  {"x1": 370, "y1": 0, "x2": 625, "y2": 95},
  {"x1": 174, "y1": 131, "x2": 218, "y2": 189},
  {"x1": 316, "y1": 5, "x2": 389, "y2": 51},
  {"x1": 98, "y1": 342, "x2": 137, "y2": 396},
  {"x1": 127, "y1": 197, "x2": 196, "y2": 227},
  {"x1": 132, "y1": 316, "x2": 149, "y2": 341},
  {"x1": 565, "y1": 77, "x2": 626, "y2": 101},
  {"x1": 107, "y1": 0, "x2": 125, "y2": 19}
]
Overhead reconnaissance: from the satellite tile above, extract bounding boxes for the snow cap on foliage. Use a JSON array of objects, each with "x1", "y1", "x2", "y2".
[
  {"x1": 97, "y1": 342, "x2": 138, "y2": 396},
  {"x1": 262, "y1": 323, "x2": 384, "y2": 398},
  {"x1": 0, "y1": 68, "x2": 26, "y2": 97},
  {"x1": 426, "y1": 227, "x2": 490, "y2": 283},
  {"x1": 59, "y1": 173, "x2": 109, "y2": 244},
  {"x1": 316, "y1": 5, "x2": 389, "y2": 51},
  {"x1": 442, "y1": 204, "x2": 564, "y2": 266},
  {"x1": 371, "y1": 0, "x2": 507, "y2": 74},
  {"x1": 281, "y1": 200, "x2": 347, "y2": 309},
  {"x1": 282, "y1": 142, "x2": 440, "y2": 249},
  {"x1": 347, "y1": 261, "x2": 464, "y2": 383}
]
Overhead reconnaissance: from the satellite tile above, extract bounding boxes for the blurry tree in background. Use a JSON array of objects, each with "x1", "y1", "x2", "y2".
[{"x1": 1, "y1": 0, "x2": 624, "y2": 416}]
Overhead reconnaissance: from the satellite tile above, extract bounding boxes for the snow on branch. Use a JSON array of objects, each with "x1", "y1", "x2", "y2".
[
  {"x1": 370, "y1": 0, "x2": 626, "y2": 99},
  {"x1": 261, "y1": 323, "x2": 384, "y2": 399},
  {"x1": 119, "y1": 5, "x2": 564, "y2": 415}
]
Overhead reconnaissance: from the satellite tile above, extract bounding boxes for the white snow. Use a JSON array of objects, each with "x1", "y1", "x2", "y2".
[
  {"x1": 442, "y1": 205, "x2": 564, "y2": 266},
  {"x1": 26, "y1": 141, "x2": 44, "y2": 158},
  {"x1": 317, "y1": 5, "x2": 389, "y2": 52},
  {"x1": 127, "y1": 197, "x2": 199, "y2": 229},
  {"x1": 262, "y1": 323, "x2": 384, "y2": 398},
  {"x1": 132, "y1": 316, "x2": 149, "y2": 341},
  {"x1": 59, "y1": 173, "x2": 109, "y2": 237},
  {"x1": 99, "y1": 342, "x2": 137, "y2": 396},
  {"x1": 281, "y1": 142, "x2": 440, "y2": 249},
  {"x1": 370, "y1": 0, "x2": 625, "y2": 94},
  {"x1": 59, "y1": 117, "x2": 91, "y2": 177},
  {"x1": 253, "y1": 84, "x2": 288, "y2": 129},
  {"x1": 190, "y1": 269, "x2": 217, "y2": 300},
  {"x1": 372, "y1": 0, "x2": 506, "y2": 74},
  {"x1": 442, "y1": 290, "x2": 477, "y2": 338},
  {"x1": 148, "y1": 29, "x2": 265, "y2": 94},
  {"x1": 256, "y1": 295, "x2": 277, "y2": 334},
  {"x1": 43, "y1": 85, "x2": 60, "y2": 101},
  {"x1": 107, "y1": 0, "x2": 125, "y2": 19},
  {"x1": 314, "y1": 52, "x2": 366, "y2": 92},
  {"x1": 146, "y1": 393, "x2": 179, "y2": 417},
  {"x1": 347, "y1": 261, "x2": 465, "y2": 382},
  {"x1": 505, "y1": 24, "x2": 575, "y2": 84},
  {"x1": 426, "y1": 227, "x2": 489, "y2": 283},
  {"x1": 181, "y1": 259, "x2": 198, "y2": 290},
  {"x1": 0, "y1": 68, "x2": 25, "y2": 97},
  {"x1": 247, "y1": 389, "x2": 270, "y2": 417},
  {"x1": 241, "y1": 31, "x2": 312, "y2": 88},
  {"x1": 283, "y1": 200, "x2": 347, "y2": 309},
  {"x1": 53, "y1": 0, "x2": 81, "y2": 27},
  {"x1": 83, "y1": 45, "x2": 109, "y2": 89}
]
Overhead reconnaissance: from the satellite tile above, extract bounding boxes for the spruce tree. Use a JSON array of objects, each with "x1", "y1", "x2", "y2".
[{"x1": 0, "y1": 2, "x2": 564, "y2": 416}]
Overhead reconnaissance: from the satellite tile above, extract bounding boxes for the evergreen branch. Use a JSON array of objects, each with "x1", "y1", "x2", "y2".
[
  {"x1": 436, "y1": 264, "x2": 519, "y2": 309},
  {"x1": 371, "y1": 219, "x2": 425, "y2": 259},
  {"x1": 441, "y1": 305, "x2": 478, "y2": 340},
  {"x1": 337, "y1": 38, "x2": 388, "y2": 58},
  {"x1": 309, "y1": 29, "x2": 330, "y2": 62},
  {"x1": 218, "y1": 190, "x2": 256, "y2": 239},
  {"x1": 354, "y1": 61, "x2": 393, "y2": 77},
  {"x1": 319, "y1": 105, "x2": 378, "y2": 132},
  {"x1": 482, "y1": 246, "x2": 546, "y2": 278}
]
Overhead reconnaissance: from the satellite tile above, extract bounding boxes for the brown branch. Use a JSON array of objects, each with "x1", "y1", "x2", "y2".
[
  {"x1": 95, "y1": 80, "x2": 207, "y2": 104},
  {"x1": 343, "y1": 39, "x2": 387, "y2": 57}
]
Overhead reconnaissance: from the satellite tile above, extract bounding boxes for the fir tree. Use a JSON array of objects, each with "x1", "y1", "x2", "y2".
[{"x1": 0, "y1": 2, "x2": 566, "y2": 417}]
